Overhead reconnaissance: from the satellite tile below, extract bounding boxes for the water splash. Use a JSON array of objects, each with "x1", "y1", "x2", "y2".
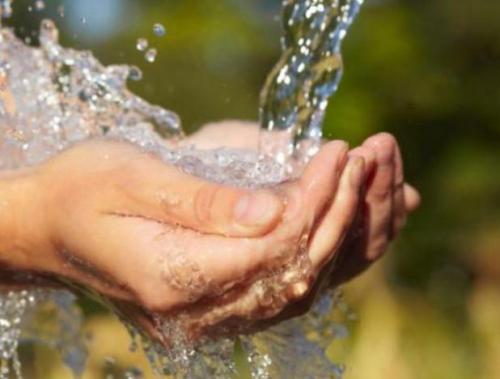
[
  {"x1": 0, "y1": 290, "x2": 86, "y2": 379},
  {"x1": 0, "y1": 0, "x2": 363, "y2": 376},
  {"x1": 0, "y1": 0, "x2": 13, "y2": 19},
  {"x1": 259, "y1": 0, "x2": 363, "y2": 174}
]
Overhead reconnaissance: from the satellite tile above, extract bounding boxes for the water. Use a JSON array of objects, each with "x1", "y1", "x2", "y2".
[
  {"x1": 259, "y1": 0, "x2": 363, "y2": 174},
  {"x1": 136, "y1": 38, "x2": 148, "y2": 52},
  {"x1": 145, "y1": 48, "x2": 157, "y2": 63},
  {"x1": 0, "y1": 0, "x2": 13, "y2": 19},
  {"x1": 0, "y1": 290, "x2": 86, "y2": 379},
  {"x1": 153, "y1": 23, "x2": 166, "y2": 37},
  {"x1": 0, "y1": 0, "x2": 363, "y2": 377}
]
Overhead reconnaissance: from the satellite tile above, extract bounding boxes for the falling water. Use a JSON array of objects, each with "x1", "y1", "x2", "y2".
[
  {"x1": 0, "y1": 0, "x2": 363, "y2": 378},
  {"x1": 260, "y1": 0, "x2": 363, "y2": 174}
]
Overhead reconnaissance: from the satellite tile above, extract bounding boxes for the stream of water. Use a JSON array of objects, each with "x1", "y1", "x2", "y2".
[
  {"x1": 0, "y1": 1, "x2": 363, "y2": 378},
  {"x1": 260, "y1": 0, "x2": 363, "y2": 174}
]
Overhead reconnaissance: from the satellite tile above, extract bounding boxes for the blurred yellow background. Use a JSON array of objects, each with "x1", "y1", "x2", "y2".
[{"x1": 6, "y1": 0, "x2": 500, "y2": 378}]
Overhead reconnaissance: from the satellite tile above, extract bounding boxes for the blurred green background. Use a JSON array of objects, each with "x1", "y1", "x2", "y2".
[{"x1": 6, "y1": 0, "x2": 500, "y2": 378}]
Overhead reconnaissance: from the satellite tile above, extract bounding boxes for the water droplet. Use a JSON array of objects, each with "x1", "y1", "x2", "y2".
[
  {"x1": 57, "y1": 5, "x2": 65, "y2": 18},
  {"x1": 145, "y1": 48, "x2": 157, "y2": 63},
  {"x1": 128, "y1": 66, "x2": 143, "y2": 81},
  {"x1": 80, "y1": 16, "x2": 87, "y2": 24},
  {"x1": 153, "y1": 23, "x2": 166, "y2": 37},
  {"x1": 35, "y1": 0, "x2": 45, "y2": 11},
  {"x1": 136, "y1": 38, "x2": 148, "y2": 52}
]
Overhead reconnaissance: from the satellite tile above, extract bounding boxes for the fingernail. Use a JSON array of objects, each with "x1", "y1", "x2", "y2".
[
  {"x1": 234, "y1": 191, "x2": 281, "y2": 226},
  {"x1": 349, "y1": 157, "x2": 365, "y2": 189},
  {"x1": 335, "y1": 141, "x2": 349, "y2": 171}
]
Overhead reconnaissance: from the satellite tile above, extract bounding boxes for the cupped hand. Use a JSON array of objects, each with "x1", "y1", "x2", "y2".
[
  {"x1": 1, "y1": 118, "x2": 420, "y2": 344},
  {"x1": 0, "y1": 134, "x2": 364, "y2": 344},
  {"x1": 4, "y1": 135, "x2": 364, "y2": 343},
  {"x1": 188, "y1": 120, "x2": 421, "y2": 287}
]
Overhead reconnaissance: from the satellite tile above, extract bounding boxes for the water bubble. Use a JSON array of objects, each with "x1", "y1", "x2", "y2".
[
  {"x1": 153, "y1": 23, "x2": 166, "y2": 37},
  {"x1": 144, "y1": 48, "x2": 157, "y2": 63},
  {"x1": 80, "y1": 16, "x2": 87, "y2": 24},
  {"x1": 136, "y1": 38, "x2": 148, "y2": 52},
  {"x1": 57, "y1": 5, "x2": 65, "y2": 18}
]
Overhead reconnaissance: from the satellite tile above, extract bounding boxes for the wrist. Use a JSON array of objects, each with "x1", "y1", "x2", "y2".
[{"x1": 0, "y1": 168, "x2": 49, "y2": 272}]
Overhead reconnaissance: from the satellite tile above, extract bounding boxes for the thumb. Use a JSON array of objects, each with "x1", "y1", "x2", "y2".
[{"x1": 128, "y1": 158, "x2": 285, "y2": 237}]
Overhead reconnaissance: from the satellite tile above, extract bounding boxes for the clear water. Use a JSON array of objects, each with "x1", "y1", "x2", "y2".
[
  {"x1": 0, "y1": 0, "x2": 362, "y2": 377},
  {"x1": 260, "y1": 0, "x2": 363, "y2": 174}
]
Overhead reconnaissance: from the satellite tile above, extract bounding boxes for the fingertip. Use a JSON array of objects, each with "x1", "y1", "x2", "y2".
[
  {"x1": 364, "y1": 132, "x2": 396, "y2": 164},
  {"x1": 404, "y1": 184, "x2": 421, "y2": 212},
  {"x1": 302, "y1": 140, "x2": 349, "y2": 187}
]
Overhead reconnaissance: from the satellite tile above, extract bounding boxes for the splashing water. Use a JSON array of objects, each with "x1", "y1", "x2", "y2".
[
  {"x1": 0, "y1": 0, "x2": 13, "y2": 19},
  {"x1": 260, "y1": 0, "x2": 363, "y2": 174},
  {"x1": 0, "y1": 290, "x2": 86, "y2": 379},
  {"x1": 0, "y1": 0, "x2": 363, "y2": 377}
]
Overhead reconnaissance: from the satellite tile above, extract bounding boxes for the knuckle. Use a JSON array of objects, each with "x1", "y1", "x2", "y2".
[
  {"x1": 193, "y1": 184, "x2": 220, "y2": 224},
  {"x1": 369, "y1": 186, "x2": 392, "y2": 202}
]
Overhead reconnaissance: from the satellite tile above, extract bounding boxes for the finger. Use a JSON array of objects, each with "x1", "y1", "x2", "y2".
[
  {"x1": 298, "y1": 140, "x2": 349, "y2": 221},
  {"x1": 349, "y1": 146, "x2": 376, "y2": 177},
  {"x1": 404, "y1": 183, "x2": 421, "y2": 212},
  {"x1": 392, "y1": 143, "x2": 407, "y2": 236},
  {"x1": 363, "y1": 132, "x2": 396, "y2": 260},
  {"x1": 308, "y1": 156, "x2": 365, "y2": 268},
  {"x1": 126, "y1": 157, "x2": 285, "y2": 238},
  {"x1": 311, "y1": 146, "x2": 376, "y2": 276},
  {"x1": 94, "y1": 215, "x2": 276, "y2": 312}
]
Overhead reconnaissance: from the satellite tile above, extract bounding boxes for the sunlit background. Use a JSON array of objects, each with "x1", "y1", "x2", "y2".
[{"x1": 5, "y1": 0, "x2": 500, "y2": 378}]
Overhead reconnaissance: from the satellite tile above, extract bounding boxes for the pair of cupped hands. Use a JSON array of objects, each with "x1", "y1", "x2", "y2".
[{"x1": 1, "y1": 121, "x2": 419, "y2": 342}]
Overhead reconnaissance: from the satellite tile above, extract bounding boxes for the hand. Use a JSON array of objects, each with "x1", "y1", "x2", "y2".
[
  {"x1": 0, "y1": 135, "x2": 365, "y2": 342},
  {"x1": 187, "y1": 121, "x2": 421, "y2": 287},
  {"x1": 329, "y1": 132, "x2": 421, "y2": 286}
]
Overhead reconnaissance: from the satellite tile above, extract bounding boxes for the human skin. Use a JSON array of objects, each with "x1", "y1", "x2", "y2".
[{"x1": 0, "y1": 121, "x2": 419, "y2": 341}]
